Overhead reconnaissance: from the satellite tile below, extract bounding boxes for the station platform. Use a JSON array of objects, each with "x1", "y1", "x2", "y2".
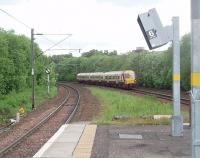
[
  {"x1": 33, "y1": 123, "x2": 97, "y2": 158},
  {"x1": 91, "y1": 125, "x2": 191, "y2": 158},
  {"x1": 33, "y1": 124, "x2": 191, "y2": 158}
]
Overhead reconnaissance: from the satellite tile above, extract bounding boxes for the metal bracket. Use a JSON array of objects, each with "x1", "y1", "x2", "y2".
[
  {"x1": 194, "y1": 141, "x2": 200, "y2": 146},
  {"x1": 191, "y1": 91, "x2": 200, "y2": 102},
  {"x1": 164, "y1": 25, "x2": 173, "y2": 41}
]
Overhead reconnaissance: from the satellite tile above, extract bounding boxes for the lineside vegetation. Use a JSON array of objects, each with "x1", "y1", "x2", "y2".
[
  {"x1": 0, "y1": 86, "x2": 57, "y2": 124},
  {"x1": 54, "y1": 34, "x2": 190, "y2": 91},
  {"x1": 0, "y1": 28, "x2": 57, "y2": 96},
  {"x1": 0, "y1": 28, "x2": 57, "y2": 124},
  {"x1": 89, "y1": 87, "x2": 188, "y2": 125}
]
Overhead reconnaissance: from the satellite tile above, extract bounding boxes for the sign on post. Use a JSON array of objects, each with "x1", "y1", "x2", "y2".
[
  {"x1": 45, "y1": 68, "x2": 50, "y2": 95},
  {"x1": 137, "y1": 8, "x2": 171, "y2": 49},
  {"x1": 137, "y1": 8, "x2": 183, "y2": 137},
  {"x1": 45, "y1": 68, "x2": 50, "y2": 74}
]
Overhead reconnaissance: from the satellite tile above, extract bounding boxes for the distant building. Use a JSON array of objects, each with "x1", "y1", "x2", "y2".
[{"x1": 135, "y1": 47, "x2": 145, "y2": 52}]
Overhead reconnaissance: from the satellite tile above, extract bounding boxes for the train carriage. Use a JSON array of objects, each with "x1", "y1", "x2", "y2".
[
  {"x1": 104, "y1": 71, "x2": 124, "y2": 86},
  {"x1": 77, "y1": 70, "x2": 136, "y2": 89},
  {"x1": 77, "y1": 73, "x2": 90, "y2": 83},
  {"x1": 89, "y1": 72, "x2": 104, "y2": 84}
]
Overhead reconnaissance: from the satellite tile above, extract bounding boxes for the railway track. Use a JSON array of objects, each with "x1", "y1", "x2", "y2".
[
  {"x1": 0, "y1": 122, "x2": 14, "y2": 135},
  {"x1": 132, "y1": 88, "x2": 190, "y2": 106},
  {"x1": 0, "y1": 83, "x2": 80, "y2": 158}
]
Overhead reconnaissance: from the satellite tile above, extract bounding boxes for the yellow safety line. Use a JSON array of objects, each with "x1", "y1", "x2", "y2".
[
  {"x1": 173, "y1": 74, "x2": 180, "y2": 81},
  {"x1": 73, "y1": 125, "x2": 97, "y2": 158},
  {"x1": 191, "y1": 72, "x2": 200, "y2": 86}
]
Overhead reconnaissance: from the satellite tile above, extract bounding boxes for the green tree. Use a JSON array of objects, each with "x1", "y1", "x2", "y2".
[
  {"x1": 0, "y1": 28, "x2": 56, "y2": 95},
  {"x1": 55, "y1": 33, "x2": 191, "y2": 91}
]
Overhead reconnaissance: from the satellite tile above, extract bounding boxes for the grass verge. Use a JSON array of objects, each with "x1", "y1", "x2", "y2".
[
  {"x1": 89, "y1": 87, "x2": 188, "y2": 125},
  {"x1": 0, "y1": 86, "x2": 57, "y2": 124}
]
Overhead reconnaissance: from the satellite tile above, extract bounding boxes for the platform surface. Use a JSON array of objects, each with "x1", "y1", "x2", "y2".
[
  {"x1": 91, "y1": 125, "x2": 191, "y2": 158},
  {"x1": 33, "y1": 124, "x2": 191, "y2": 158},
  {"x1": 33, "y1": 123, "x2": 97, "y2": 158}
]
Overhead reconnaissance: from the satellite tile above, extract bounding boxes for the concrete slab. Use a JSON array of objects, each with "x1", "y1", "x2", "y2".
[
  {"x1": 33, "y1": 123, "x2": 86, "y2": 158},
  {"x1": 40, "y1": 142, "x2": 76, "y2": 158},
  {"x1": 56, "y1": 132, "x2": 82, "y2": 143},
  {"x1": 119, "y1": 134, "x2": 143, "y2": 139},
  {"x1": 91, "y1": 125, "x2": 191, "y2": 158}
]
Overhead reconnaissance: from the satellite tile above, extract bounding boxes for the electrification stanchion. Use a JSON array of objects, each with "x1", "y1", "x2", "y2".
[
  {"x1": 171, "y1": 17, "x2": 183, "y2": 136},
  {"x1": 31, "y1": 28, "x2": 35, "y2": 110},
  {"x1": 137, "y1": 8, "x2": 183, "y2": 137},
  {"x1": 191, "y1": 0, "x2": 200, "y2": 157},
  {"x1": 45, "y1": 68, "x2": 51, "y2": 95}
]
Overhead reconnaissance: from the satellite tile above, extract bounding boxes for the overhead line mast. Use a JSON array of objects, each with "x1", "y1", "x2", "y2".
[
  {"x1": 191, "y1": 0, "x2": 200, "y2": 157},
  {"x1": 0, "y1": 8, "x2": 74, "y2": 110}
]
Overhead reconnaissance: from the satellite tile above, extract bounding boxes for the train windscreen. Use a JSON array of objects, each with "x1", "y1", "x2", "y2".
[{"x1": 124, "y1": 73, "x2": 135, "y2": 79}]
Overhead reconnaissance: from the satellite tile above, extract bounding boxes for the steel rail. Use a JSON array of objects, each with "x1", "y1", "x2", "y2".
[
  {"x1": 132, "y1": 88, "x2": 190, "y2": 106},
  {"x1": 0, "y1": 122, "x2": 14, "y2": 134},
  {"x1": 0, "y1": 83, "x2": 80, "y2": 157},
  {"x1": 57, "y1": 83, "x2": 80, "y2": 124}
]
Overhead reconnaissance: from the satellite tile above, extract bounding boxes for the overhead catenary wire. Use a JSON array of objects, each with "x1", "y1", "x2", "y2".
[
  {"x1": 0, "y1": 8, "x2": 31, "y2": 30},
  {"x1": 0, "y1": 8, "x2": 79, "y2": 75},
  {"x1": 34, "y1": 33, "x2": 72, "y2": 50},
  {"x1": 47, "y1": 48, "x2": 81, "y2": 51},
  {"x1": 36, "y1": 35, "x2": 72, "y2": 58},
  {"x1": 35, "y1": 34, "x2": 72, "y2": 54},
  {"x1": 35, "y1": 33, "x2": 72, "y2": 36},
  {"x1": 0, "y1": 8, "x2": 72, "y2": 55},
  {"x1": 43, "y1": 35, "x2": 72, "y2": 53},
  {"x1": 0, "y1": 8, "x2": 75, "y2": 111}
]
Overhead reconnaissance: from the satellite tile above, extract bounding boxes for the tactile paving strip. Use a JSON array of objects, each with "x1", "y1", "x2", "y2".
[{"x1": 73, "y1": 125, "x2": 97, "y2": 158}]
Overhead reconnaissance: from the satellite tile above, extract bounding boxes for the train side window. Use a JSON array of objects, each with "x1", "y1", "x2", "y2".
[{"x1": 124, "y1": 74, "x2": 130, "y2": 78}]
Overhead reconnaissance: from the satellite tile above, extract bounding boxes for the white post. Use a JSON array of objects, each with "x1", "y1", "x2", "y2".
[
  {"x1": 191, "y1": 0, "x2": 200, "y2": 157},
  {"x1": 171, "y1": 17, "x2": 183, "y2": 136},
  {"x1": 47, "y1": 74, "x2": 50, "y2": 95},
  {"x1": 16, "y1": 113, "x2": 20, "y2": 123}
]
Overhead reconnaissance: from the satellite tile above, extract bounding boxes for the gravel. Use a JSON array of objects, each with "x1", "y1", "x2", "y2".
[
  {"x1": 0, "y1": 85, "x2": 70, "y2": 158},
  {"x1": 1, "y1": 83, "x2": 102, "y2": 158},
  {"x1": 72, "y1": 83, "x2": 101, "y2": 122},
  {"x1": 0, "y1": 86, "x2": 67, "y2": 150}
]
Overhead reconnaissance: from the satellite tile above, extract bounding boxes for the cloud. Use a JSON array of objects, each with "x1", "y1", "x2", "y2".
[
  {"x1": 0, "y1": 0, "x2": 27, "y2": 5},
  {"x1": 0, "y1": 0, "x2": 190, "y2": 56},
  {"x1": 96, "y1": 0, "x2": 159, "y2": 7}
]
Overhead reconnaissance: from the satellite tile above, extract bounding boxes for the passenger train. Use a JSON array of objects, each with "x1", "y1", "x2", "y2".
[{"x1": 77, "y1": 70, "x2": 136, "y2": 89}]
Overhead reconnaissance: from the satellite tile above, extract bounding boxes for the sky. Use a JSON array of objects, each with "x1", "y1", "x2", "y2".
[{"x1": 0, "y1": 0, "x2": 190, "y2": 56}]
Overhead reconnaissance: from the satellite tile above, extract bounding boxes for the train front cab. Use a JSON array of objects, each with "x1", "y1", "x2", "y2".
[{"x1": 123, "y1": 70, "x2": 136, "y2": 89}]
